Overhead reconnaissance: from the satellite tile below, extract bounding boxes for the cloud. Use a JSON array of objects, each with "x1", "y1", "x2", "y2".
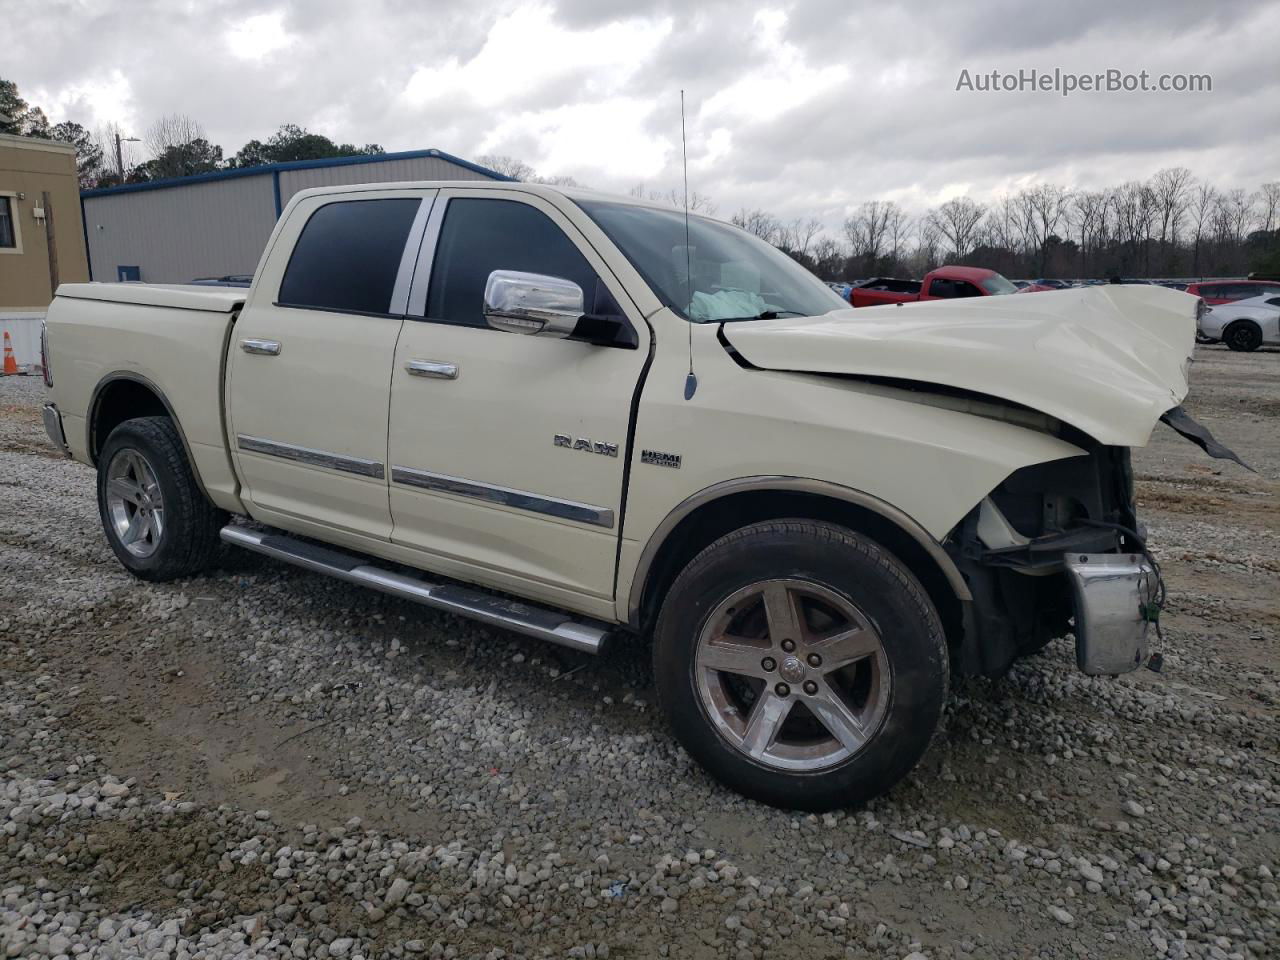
[
  {"x1": 225, "y1": 10, "x2": 296, "y2": 61},
  {"x1": 3, "y1": 0, "x2": 1277, "y2": 234}
]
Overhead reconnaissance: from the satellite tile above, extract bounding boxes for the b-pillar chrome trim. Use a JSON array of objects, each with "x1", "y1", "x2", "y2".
[
  {"x1": 625, "y1": 475, "x2": 974, "y2": 626},
  {"x1": 236, "y1": 435, "x2": 386, "y2": 479},
  {"x1": 391, "y1": 466, "x2": 615, "y2": 529}
]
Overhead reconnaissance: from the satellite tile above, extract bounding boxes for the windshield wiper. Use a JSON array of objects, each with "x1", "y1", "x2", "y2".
[{"x1": 719, "y1": 309, "x2": 806, "y2": 322}]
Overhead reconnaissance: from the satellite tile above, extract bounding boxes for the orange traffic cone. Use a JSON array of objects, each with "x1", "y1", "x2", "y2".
[{"x1": 2, "y1": 332, "x2": 17, "y2": 376}]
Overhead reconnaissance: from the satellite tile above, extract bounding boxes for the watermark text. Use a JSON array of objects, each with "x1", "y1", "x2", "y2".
[{"x1": 956, "y1": 68, "x2": 1211, "y2": 96}]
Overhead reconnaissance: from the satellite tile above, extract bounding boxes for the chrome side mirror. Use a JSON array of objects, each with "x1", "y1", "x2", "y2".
[{"x1": 483, "y1": 270, "x2": 584, "y2": 338}]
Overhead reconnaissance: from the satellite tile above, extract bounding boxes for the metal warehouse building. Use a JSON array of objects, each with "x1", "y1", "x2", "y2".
[{"x1": 79, "y1": 149, "x2": 510, "y2": 283}]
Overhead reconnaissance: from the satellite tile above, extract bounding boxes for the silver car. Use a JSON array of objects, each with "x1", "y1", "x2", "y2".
[{"x1": 1199, "y1": 293, "x2": 1280, "y2": 351}]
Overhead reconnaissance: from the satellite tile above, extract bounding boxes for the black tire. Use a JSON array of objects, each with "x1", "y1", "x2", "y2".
[
  {"x1": 1224, "y1": 320, "x2": 1262, "y2": 352},
  {"x1": 653, "y1": 520, "x2": 948, "y2": 811},
  {"x1": 96, "y1": 416, "x2": 226, "y2": 581}
]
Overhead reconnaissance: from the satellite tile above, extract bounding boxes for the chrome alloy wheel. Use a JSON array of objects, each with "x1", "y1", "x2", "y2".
[
  {"x1": 105, "y1": 448, "x2": 165, "y2": 558},
  {"x1": 694, "y1": 578, "x2": 891, "y2": 772}
]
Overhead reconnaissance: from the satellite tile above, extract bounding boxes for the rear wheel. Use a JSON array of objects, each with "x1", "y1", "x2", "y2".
[
  {"x1": 97, "y1": 417, "x2": 226, "y2": 581},
  {"x1": 1224, "y1": 320, "x2": 1262, "y2": 352},
  {"x1": 653, "y1": 520, "x2": 948, "y2": 811}
]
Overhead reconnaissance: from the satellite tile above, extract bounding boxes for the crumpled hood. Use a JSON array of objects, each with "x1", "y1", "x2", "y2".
[{"x1": 723, "y1": 285, "x2": 1197, "y2": 447}]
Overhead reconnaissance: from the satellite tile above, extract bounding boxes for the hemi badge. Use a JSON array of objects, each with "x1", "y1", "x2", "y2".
[{"x1": 641, "y1": 449, "x2": 681, "y2": 469}]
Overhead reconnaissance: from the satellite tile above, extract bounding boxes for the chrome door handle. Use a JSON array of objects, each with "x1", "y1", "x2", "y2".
[
  {"x1": 240, "y1": 338, "x2": 281, "y2": 356},
  {"x1": 406, "y1": 359, "x2": 458, "y2": 380}
]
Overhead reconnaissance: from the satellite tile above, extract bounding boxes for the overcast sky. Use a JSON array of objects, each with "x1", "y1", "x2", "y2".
[{"x1": 10, "y1": 0, "x2": 1280, "y2": 228}]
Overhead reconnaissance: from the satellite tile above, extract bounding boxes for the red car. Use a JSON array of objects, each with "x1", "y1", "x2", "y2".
[
  {"x1": 849, "y1": 266, "x2": 1018, "y2": 307},
  {"x1": 1185, "y1": 279, "x2": 1280, "y2": 305}
]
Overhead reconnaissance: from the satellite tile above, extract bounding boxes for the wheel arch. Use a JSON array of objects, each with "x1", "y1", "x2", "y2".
[
  {"x1": 87, "y1": 372, "x2": 210, "y2": 497},
  {"x1": 627, "y1": 477, "x2": 971, "y2": 647},
  {"x1": 1224, "y1": 317, "x2": 1262, "y2": 343}
]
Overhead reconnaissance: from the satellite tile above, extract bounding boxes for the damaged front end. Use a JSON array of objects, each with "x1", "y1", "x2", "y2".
[{"x1": 946, "y1": 443, "x2": 1159, "y2": 677}]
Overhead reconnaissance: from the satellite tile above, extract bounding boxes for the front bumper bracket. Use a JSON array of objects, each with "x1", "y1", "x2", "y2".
[{"x1": 1064, "y1": 552, "x2": 1156, "y2": 676}]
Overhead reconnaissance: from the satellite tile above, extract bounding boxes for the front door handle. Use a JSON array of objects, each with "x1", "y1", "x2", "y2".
[
  {"x1": 406, "y1": 359, "x2": 458, "y2": 380},
  {"x1": 241, "y1": 338, "x2": 281, "y2": 356}
]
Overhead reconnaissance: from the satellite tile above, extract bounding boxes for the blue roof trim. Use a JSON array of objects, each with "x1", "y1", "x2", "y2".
[{"x1": 80, "y1": 147, "x2": 515, "y2": 198}]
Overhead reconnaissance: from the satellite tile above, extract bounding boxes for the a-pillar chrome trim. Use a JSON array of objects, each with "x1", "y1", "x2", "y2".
[
  {"x1": 237, "y1": 434, "x2": 385, "y2": 479},
  {"x1": 391, "y1": 465, "x2": 614, "y2": 529}
]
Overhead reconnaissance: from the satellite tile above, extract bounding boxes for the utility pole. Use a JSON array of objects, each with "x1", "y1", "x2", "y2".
[{"x1": 114, "y1": 132, "x2": 140, "y2": 185}]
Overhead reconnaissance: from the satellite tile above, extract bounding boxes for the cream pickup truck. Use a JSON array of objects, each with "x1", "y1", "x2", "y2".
[{"x1": 42, "y1": 181, "x2": 1228, "y2": 810}]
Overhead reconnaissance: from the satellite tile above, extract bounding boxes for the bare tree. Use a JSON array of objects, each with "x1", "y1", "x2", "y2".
[
  {"x1": 779, "y1": 216, "x2": 824, "y2": 258},
  {"x1": 92, "y1": 122, "x2": 140, "y2": 185},
  {"x1": 1259, "y1": 181, "x2": 1280, "y2": 234},
  {"x1": 476, "y1": 155, "x2": 537, "y2": 180},
  {"x1": 145, "y1": 114, "x2": 204, "y2": 160},
  {"x1": 1189, "y1": 182, "x2": 1217, "y2": 276},
  {"x1": 911, "y1": 218, "x2": 943, "y2": 274},
  {"x1": 1018, "y1": 184, "x2": 1073, "y2": 275},
  {"x1": 731, "y1": 208, "x2": 781, "y2": 244},
  {"x1": 1214, "y1": 188, "x2": 1255, "y2": 249},
  {"x1": 1070, "y1": 190, "x2": 1111, "y2": 276},
  {"x1": 843, "y1": 200, "x2": 898, "y2": 270},
  {"x1": 926, "y1": 197, "x2": 986, "y2": 261},
  {"x1": 1150, "y1": 167, "x2": 1193, "y2": 273}
]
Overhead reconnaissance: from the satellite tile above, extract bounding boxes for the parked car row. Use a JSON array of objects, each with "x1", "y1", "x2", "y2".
[{"x1": 826, "y1": 275, "x2": 1280, "y2": 305}]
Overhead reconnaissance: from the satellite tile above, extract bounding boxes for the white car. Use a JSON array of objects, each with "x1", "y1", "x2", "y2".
[
  {"x1": 1199, "y1": 293, "x2": 1280, "y2": 351},
  {"x1": 39, "y1": 180, "x2": 1238, "y2": 810}
]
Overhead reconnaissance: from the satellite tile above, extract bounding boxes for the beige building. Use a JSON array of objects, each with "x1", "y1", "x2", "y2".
[{"x1": 0, "y1": 133, "x2": 89, "y2": 316}]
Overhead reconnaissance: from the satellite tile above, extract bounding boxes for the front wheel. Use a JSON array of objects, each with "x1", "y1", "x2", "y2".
[
  {"x1": 97, "y1": 416, "x2": 226, "y2": 581},
  {"x1": 1224, "y1": 321, "x2": 1262, "y2": 352},
  {"x1": 652, "y1": 520, "x2": 948, "y2": 811}
]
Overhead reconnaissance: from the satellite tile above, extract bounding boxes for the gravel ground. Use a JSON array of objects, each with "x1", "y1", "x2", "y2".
[{"x1": 1, "y1": 346, "x2": 1277, "y2": 960}]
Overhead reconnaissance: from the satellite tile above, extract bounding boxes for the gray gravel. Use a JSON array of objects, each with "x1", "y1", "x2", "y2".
[{"x1": 1, "y1": 347, "x2": 1278, "y2": 959}]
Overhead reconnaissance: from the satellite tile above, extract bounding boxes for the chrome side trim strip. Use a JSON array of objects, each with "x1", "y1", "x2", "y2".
[
  {"x1": 237, "y1": 434, "x2": 385, "y2": 479},
  {"x1": 391, "y1": 466, "x2": 614, "y2": 529},
  {"x1": 220, "y1": 525, "x2": 609, "y2": 654}
]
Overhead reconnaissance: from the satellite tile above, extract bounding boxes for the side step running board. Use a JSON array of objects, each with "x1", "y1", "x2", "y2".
[{"x1": 220, "y1": 525, "x2": 610, "y2": 655}]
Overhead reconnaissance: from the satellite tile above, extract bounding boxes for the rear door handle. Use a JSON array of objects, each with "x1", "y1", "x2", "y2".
[
  {"x1": 241, "y1": 338, "x2": 281, "y2": 356},
  {"x1": 406, "y1": 359, "x2": 458, "y2": 380}
]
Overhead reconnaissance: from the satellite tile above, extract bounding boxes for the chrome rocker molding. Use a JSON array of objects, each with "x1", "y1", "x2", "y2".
[
  {"x1": 220, "y1": 525, "x2": 609, "y2": 655},
  {"x1": 627, "y1": 475, "x2": 974, "y2": 625},
  {"x1": 237, "y1": 434, "x2": 385, "y2": 479},
  {"x1": 391, "y1": 466, "x2": 615, "y2": 529}
]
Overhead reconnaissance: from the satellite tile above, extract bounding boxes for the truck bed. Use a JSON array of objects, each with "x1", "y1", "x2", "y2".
[
  {"x1": 56, "y1": 282, "x2": 247, "y2": 313},
  {"x1": 45, "y1": 283, "x2": 245, "y2": 513}
]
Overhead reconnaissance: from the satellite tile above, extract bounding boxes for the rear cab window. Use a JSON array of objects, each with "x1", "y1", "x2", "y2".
[{"x1": 278, "y1": 198, "x2": 421, "y2": 315}]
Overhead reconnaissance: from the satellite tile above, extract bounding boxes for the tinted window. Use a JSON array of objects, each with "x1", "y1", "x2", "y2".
[
  {"x1": 952, "y1": 280, "x2": 982, "y2": 298},
  {"x1": 0, "y1": 197, "x2": 13, "y2": 248},
  {"x1": 425, "y1": 198, "x2": 606, "y2": 327},
  {"x1": 278, "y1": 198, "x2": 421, "y2": 315},
  {"x1": 929, "y1": 279, "x2": 956, "y2": 298},
  {"x1": 1198, "y1": 284, "x2": 1225, "y2": 299}
]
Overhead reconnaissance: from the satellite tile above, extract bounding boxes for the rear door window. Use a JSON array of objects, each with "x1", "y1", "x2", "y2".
[{"x1": 278, "y1": 198, "x2": 421, "y2": 315}]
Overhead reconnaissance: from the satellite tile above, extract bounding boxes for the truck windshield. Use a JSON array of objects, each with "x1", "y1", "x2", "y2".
[
  {"x1": 576, "y1": 200, "x2": 849, "y2": 323},
  {"x1": 979, "y1": 273, "x2": 1018, "y2": 295}
]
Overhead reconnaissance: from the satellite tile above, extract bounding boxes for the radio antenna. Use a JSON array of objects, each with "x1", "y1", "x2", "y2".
[{"x1": 681, "y1": 89, "x2": 697, "y2": 401}]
